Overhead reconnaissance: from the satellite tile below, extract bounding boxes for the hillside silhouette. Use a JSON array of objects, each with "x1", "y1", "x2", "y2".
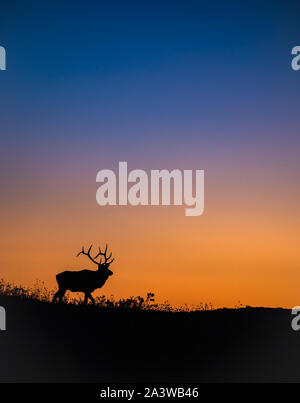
[{"x1": 0, "y1": 280, "x2": 299, "y2": 382}]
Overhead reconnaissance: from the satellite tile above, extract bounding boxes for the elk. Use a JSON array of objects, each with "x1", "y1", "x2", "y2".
[{"x1": 53, "y1": 244, "x2": 114, "y2": 304}]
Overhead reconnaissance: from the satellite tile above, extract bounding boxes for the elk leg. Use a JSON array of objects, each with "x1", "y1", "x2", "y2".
[
  {"x1": 88, "y1": 293, "x2": 95, "y2": 304},
  {"x1": 52, "y1": 291, "x2": 59, "y2": 303},
  {"x1": 53, "y1": 289, "x2": 64, "y2": 303},
  {"x1": 53, "y1": 288, "x2": 66, "y2": 303},
  {"x1": 58, "y1": 289, "x2": 66, "y2": 303},
  {"x1": 84, "y1": 293, "x2": 88, "y2": 304}
]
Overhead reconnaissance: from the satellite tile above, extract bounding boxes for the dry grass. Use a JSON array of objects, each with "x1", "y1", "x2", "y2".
[{"x1": 0, "y1": 278, "x2": 219, "y2": 312}]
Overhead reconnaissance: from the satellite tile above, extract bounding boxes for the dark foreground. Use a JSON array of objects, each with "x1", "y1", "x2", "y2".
[{"x1": 0, "y1": 295, "x2": 299, "y2": 382}]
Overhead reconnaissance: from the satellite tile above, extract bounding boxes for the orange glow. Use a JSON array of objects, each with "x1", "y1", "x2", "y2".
[{"x1": 1, "y1": 157, "x2": 299, "y2": 309}]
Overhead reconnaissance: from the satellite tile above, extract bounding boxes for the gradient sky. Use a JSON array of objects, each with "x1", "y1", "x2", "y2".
[{"x1": 0, "y1": 0, "x2": 300, "y2": 307}]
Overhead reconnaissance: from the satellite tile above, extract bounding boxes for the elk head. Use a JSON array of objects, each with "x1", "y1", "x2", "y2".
[{"x1": 77, "y1": 244, "x2": 114, "y2": 277}]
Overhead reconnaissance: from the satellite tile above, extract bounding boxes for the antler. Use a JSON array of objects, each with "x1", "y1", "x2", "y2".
[
  {"x1": 94, "y1": 244, "x2": 114, "y2": 265},
  {"x1": 77, "y1": 245, "x2": 100, "y2": 265}
]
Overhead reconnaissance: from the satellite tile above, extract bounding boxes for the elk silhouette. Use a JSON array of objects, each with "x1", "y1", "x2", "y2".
[{"x1": 53, "y1": 244, "x2": 114, "y2": 304}]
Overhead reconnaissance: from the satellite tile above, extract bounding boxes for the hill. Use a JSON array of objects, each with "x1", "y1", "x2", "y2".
[{"x1": 0, "y1": 293, "x2": 299, "y2": 382}]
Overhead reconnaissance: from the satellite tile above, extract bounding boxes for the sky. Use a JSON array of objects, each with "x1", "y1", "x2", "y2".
[{"x1": 0, "y1": 0, "x2": 300, "y2": 307}]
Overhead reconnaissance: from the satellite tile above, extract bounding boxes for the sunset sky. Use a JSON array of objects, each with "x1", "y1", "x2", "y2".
[{"x1": 1, "y1": 1, "x2": 300, "y2": 308}]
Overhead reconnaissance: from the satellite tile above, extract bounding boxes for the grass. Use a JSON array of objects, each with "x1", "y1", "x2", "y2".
[
  {"x1": 0, "y1": 278, "x2": 217, "y2": 312},
  {"x1": 0, "y1": 278, "x2": 294, "y2": 382}
]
